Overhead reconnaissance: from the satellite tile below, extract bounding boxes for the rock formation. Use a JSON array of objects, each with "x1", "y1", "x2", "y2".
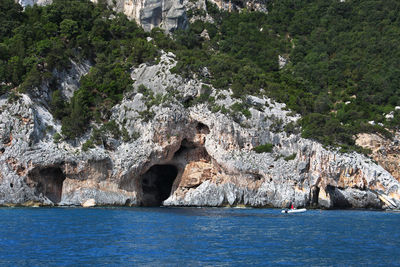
[
  {"x1": 16, "y1": 0, "x2": 187, "y2": 33},
  {"x1": 356, "y1": 133, "x2": 400, "y2": 183},
  {"x1": 207, "y1": 0, "x2": 267, "y2": 13},
  {"x1": 1, "y1": 52, "x2": 399, "y2": 209},
  {"x1": 16, "y1": 0, "x2": 52, "y2": 7},
  {"x1": 15, "y1": 0, "x2": 266, "y2": 33}
]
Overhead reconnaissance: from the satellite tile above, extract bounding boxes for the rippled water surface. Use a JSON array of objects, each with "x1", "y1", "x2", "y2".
[{"x1": 0, "y1": 207, "x2": 399, "y2": 266}]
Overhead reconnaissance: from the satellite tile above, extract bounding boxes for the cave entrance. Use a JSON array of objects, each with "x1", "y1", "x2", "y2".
[
  {"x1": 140, "y1": 164, "x2": 178, "y2": 206},
  {"x1": 27, "y1": 167, "x2": 66, "y2": 204}
]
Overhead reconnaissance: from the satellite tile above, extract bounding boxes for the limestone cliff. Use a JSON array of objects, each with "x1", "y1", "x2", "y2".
[
  {"x1": 15, "y1": 0, "x2": 265, "y2": 33},
  {"x1": 16, "y1": 0, "x2": 187, "y2": 32},
  {"x1": 17, "y1": 0, "x2": 51, "y2": 7},
  {"x1": 1, "y1": 52, "x2": 399, "y2": 209},
  {"x1": 93, "y1": 0, "x2": 187, "y2": 32},
  {"x1": 207, "y1": 0, "x2": 267, "y2": 13},
  {"x1": 356, "y1": 133, "x2": 400, "y2": 183}
]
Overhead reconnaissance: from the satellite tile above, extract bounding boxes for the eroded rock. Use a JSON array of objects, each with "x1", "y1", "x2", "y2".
[
  {"x1": 17, "y1": 0, "x2": 187, "y2": 33},
  {"x1": 82, "y1": 198, "x2": 96, "y2": 207},
  {"x1": 0, "y1": 52, "x2": 399, "y2": 210},
  {"x1": 356, "y1": 133, "x2": 400, "y2": 182}
]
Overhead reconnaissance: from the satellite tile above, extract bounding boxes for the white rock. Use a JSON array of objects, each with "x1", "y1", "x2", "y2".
[{"x1": 82, "y1": 199, "x2": 96, "y2": 207}]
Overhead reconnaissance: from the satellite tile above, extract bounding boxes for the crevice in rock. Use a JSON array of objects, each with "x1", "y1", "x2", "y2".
[
  {"x1": 139, "y1": 164, "x2": 178, "y2": 206},
  {"x1": 310, "y1": 185, "x2": 320, "y2": 207},
  {"x1": 26, "y1": 166, "x2": 66, "y2": 204}
]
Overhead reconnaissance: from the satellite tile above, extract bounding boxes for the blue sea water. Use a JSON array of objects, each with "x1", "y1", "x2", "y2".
[{"x1": 0, "y1": 208, "x2": 399, "y2": 266}]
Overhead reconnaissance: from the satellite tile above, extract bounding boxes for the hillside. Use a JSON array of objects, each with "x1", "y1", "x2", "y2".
[{"x1": 0, "y1": 0, "x2": 399, "y2": 209}]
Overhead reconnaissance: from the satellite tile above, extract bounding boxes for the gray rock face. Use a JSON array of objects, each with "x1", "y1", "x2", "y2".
[
  {"x1": 94, "y1": 0, "x2": 188, "y2": 32},
  {"x1": 55, "y1": 60, "x2": 91, "y2": 100},
  {"x1": 1, "y1": 52, "x2": 400, "y2": 210},
  {"x1": 15, "y1": 0, "x2": 267, "y2": 33},
  {"x1": 207, "y1": 0, "x2": 268, "y2": 13},
  {"x1": 16, "y1": 0, "x2": 51, "y2": 7},
  {"x1": 16, "y1": 0, "x2": 187, "y2": 33}
]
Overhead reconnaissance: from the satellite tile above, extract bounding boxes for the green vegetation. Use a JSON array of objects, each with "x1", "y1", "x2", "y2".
[
  {"x1": 81, "y1": 120, "x2": 124, "y2": 151},
  {"x1": 0, "y1": 0, "x2": 156, "y2": 139},
  {"x1": 284, "y1": 153, "x2": 297, "y2": 161},
  {"x1": 169, "y1": 0, "x2": 400, "y2": 150},
  {"x1": 230, "y1": 102, "x2": 251, "y2": 119},
  {"x1": 253, "y1": 143, "x2": 274, "y2": 153},
  {"x1": 2, "y1": 0, "x2": 400, "y2": 152},
  {"x1": 53, "y1": 132, "x2": 62, "y2": 143},
  {"x1": 82, "y1": 139, "x2": 94, "y2": 151}
]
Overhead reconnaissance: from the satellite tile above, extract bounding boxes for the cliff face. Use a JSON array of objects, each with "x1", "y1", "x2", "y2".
[
  {"x1": 93, "y1": 0, "x2": 187, "y2": 32},
  {"x1": 17, "y1": 0, "x2": 52, "y2": 7},
  {"x1": 16, "y1": 0, "x2": 266, "y2": 33},
  {"x1": 1, "y1": 52, "x2": 399, "y2": 209},
  {"x1": 207, "y1": 0, "x2": 267, "y2": 12},
  {"x1": 356, "y1": 133, "x2": 400, "y2": 183},
  {"x1": 16, "y1": 0, "x2": 187, "y2": 32}
]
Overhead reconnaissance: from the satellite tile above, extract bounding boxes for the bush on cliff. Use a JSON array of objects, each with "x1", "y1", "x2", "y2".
[{"x1": 253, "y1": 143, "x2": 274, "y2": 153}]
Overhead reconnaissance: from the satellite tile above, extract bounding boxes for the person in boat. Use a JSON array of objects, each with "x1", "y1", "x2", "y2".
[{"x1": 284, "y1": 202, "x2": 293, "y2": 212}]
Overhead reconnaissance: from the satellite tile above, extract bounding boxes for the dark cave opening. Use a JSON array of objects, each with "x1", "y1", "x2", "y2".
[
  {"x1": 196, "y1": 122, "x2": 210, "y2": 134},
  {"x1": 174, "y1": 138, "x2": 195, "y2": 156},
  {"x1": 27, "y1": 167, "x2": 66, "y2": 203},
  {"x1": 140, "y1": 164, "x2": 178, "y2": 206},
  {"x1": 311, "y1": 186, "x2": 320, "y2": 207},
  {"x1": 326, "y1": 185, "x2": 351, "y2": 208}
]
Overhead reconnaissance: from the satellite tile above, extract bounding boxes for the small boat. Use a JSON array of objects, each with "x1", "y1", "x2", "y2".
[{"x1": 281, "y1": 208, "x2": 307, "y2": 214}]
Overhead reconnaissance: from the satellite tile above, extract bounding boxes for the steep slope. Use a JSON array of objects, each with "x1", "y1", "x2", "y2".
[
  {"x1": 16, "y1": 0, "x2": 188, "y2": 32},
  {"x1": 1, "y1": 53, "x2": 399, "y2": 209},
  {"x1": 3, "y1": 0, "x2": 400, "y2": 209}
]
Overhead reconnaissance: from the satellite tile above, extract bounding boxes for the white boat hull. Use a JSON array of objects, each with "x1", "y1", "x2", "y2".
[{"x1": 281, "y1": 208, "x2": 307, "y2": 214}]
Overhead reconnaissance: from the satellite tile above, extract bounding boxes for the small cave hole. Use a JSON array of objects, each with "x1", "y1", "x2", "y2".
[
  {"x1": 253, "y1": 174, "x2": 262, "y2": 181},
  {"x1": 0, "y1": 148, "x2": 5, "y2": 153},
  {"x1": 10, "y1": 183, "x2": 13, "y2": 188},
  {"x1": 140, "y1": 164, "x2": 178, "y2": 207},
  {"x1": 28, "y1": 167, "x2": 66, "y2": 204},
  {"x1": 196, "y1": 122, "x2": 210, "y2": 134}
]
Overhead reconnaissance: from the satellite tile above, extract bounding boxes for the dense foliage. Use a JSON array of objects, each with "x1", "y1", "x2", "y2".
[
  {"x1": 0, "y1": 0, "x2": 156, "y2": 139},
  {"x1": 1, "y1": 0, "x2": 400, "y2": 150},
  {"x1": 171, "y1": 0, "x2": 400, "y2": 150}
]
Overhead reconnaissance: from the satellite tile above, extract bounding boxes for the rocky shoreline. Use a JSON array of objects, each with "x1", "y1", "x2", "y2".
[{"x1": 1, "y1": 52, "x2": 399, "y2": 210}]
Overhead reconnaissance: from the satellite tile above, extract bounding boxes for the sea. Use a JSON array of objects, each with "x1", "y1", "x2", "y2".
[{"x1": 0, "y1": 207, "x2": 399, "y2": 266}]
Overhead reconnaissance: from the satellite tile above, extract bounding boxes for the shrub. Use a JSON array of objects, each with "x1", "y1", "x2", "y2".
[
  {"x1": 284, "y1": 121, "x2": 300, "y2": 135},
  {"x1": 284, "y1": 153, "x2": 297, "y2": 161},
  {"x1": 82, "y1": 139, "x2": 94, "y2": 152},
  {"x1": 270, "y1": 118, "x2": 284, "y2": 133},
  {"x1": 122, "y1": 127, "x2": 130, "y2": 142},
  {"x1": 131, "y1": 131, "x2": 140, "y2": 140},
  {"x1": 53, "y1": 132, "x2": 62, "y2": 143},
  {"x1": 253, "y1": 143, "x2": 273, "y2": 153}
]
